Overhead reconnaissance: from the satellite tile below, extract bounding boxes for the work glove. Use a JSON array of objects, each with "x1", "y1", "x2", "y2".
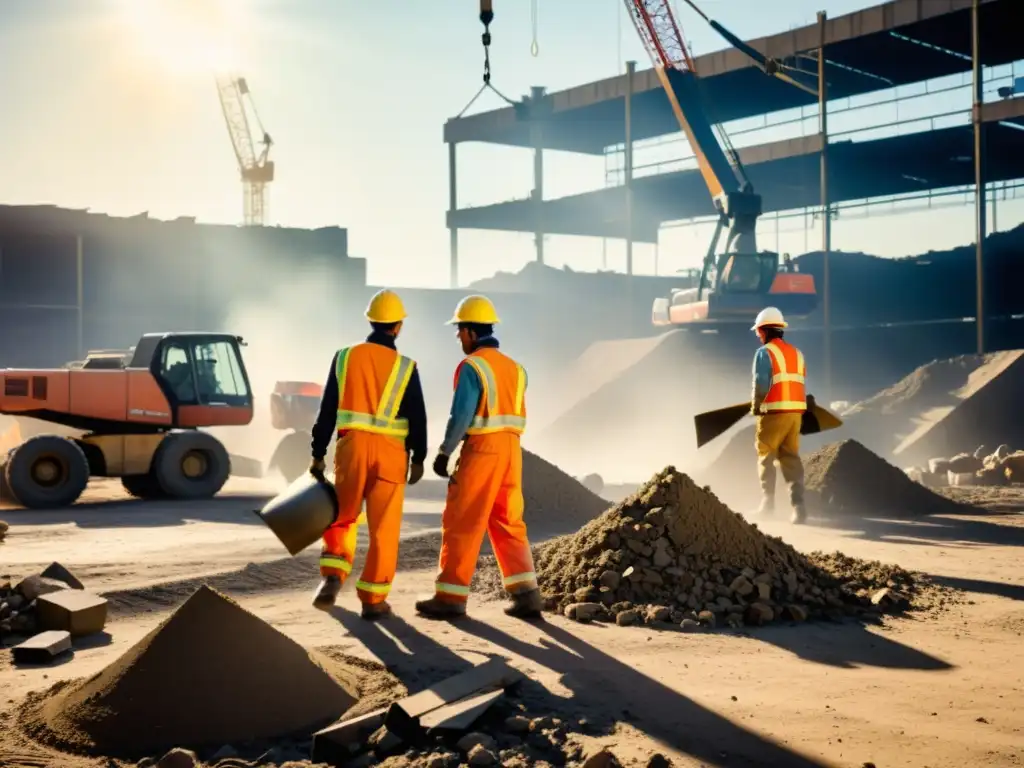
[
  {"x1": 750, "y1": 399, "x2": 764, "y2": 417},
  {"x1": 432, "y1": 453, "x2": 450, "y2": 479},
  {"x1": 309, "y1": 458, "x2": 326, "y2": 477},
  {"x1": 408, "y1": 461, "x2": 424, "y2": 486}
]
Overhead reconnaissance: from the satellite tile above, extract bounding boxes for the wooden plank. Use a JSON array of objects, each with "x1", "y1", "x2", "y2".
[
  {"x1": 383, "y1": 659, "x2": 522, "y2": 742},
  {"x1": 422, "y1": 686, "x2": 505, "y2": 733},
  {"x1": 310, "y1": 707, "x2": 387, "y2": 764}
]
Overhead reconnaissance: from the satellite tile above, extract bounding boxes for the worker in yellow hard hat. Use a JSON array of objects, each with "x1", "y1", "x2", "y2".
[
  {"x1": 415, "y1": 295, "x2": 541, "y2": 620},
  {"x1": 308, "y1": 288, "x2": 428, "y2": 617},
  {"x1": 750, "y1": 306, "x2": 808, "y2": 524}
]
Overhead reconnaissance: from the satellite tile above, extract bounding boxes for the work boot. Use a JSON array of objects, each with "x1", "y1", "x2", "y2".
[
  {"x1": 312, "y1": 575, "x2": 342, "y2": 609},
  {"x1": 790, "y1": 504, "x2": 807, "y2": 525},
  {"x1": 415, "y1": 596, "x2": 468, "y2": 619},
  {"x1": 361, "y1": 601, "x2": 393, "y2": 620},
  {"x1": 757, "y1": 498, "x2": 774, "y2": 517},
  {"x1": 503, "y1": 588, "x2": 544, "y2": 620}
]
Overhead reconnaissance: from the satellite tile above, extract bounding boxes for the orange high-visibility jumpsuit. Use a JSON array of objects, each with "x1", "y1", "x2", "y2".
[
  {"x1": 755, "y1": 338, "x2": 807, "y2": 506},
  {"x1": 320, "y1": 343, "x2": 416, "y2": 605},
  {"x1": 434, "y1": 346, "x2": 537, "y2": 604}
]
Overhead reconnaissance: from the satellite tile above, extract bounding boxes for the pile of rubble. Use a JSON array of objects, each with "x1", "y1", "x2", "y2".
[
  {"x1": 476, "y1": 467, "x2": 947, "y2": 629},
  {"x1": 804, "y1": 439, "x2": 976, "y2": 517},
  {"x1": 522, "y1": 450, "x2": 609, "y2": 532},
  {"x1": 0, "y1": 519, "x2": 7, "y2": 542},
  {"x1": 1, "y1": 563, "x2": 108, "y2": 661},
  {"x1": 905, "y1": 443, "x2": 1024, "y2": 488}
]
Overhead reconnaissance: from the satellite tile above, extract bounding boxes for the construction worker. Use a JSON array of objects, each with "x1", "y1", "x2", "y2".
[
  {"x1": 309, "y1": 288, "x2": 427, "y2": 618},
  {"x1": 415, "y1": 295, "x2": 542, "y2": 620},
  {"x1": 750, "y1": 306, "x2": 808, "y2": 524}
]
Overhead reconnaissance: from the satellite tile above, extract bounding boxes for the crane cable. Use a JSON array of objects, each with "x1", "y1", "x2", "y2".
[
  {"x1": 455, "y1": 1, "x2": 517, "y2": 117},
  {"x1": 530, "y1": 0, "x2": 540, "y2": 57}
]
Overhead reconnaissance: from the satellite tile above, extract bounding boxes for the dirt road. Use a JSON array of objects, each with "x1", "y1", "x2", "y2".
[{"x1": 2, "y1": 484, "x2": 1023, "y2": 767}]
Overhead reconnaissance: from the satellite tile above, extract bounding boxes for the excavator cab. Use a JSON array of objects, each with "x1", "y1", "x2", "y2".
[
  {"x1": 652, "y1": 251, "x2": 817, "y2": 328},
  {"x1": 150, "y1": 334, "x2": 252, "y2": 411}
]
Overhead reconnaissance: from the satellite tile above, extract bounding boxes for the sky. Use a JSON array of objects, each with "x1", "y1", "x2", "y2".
[{"x1": 0, "y1": 0, "x2": 1021, "y2": 288}]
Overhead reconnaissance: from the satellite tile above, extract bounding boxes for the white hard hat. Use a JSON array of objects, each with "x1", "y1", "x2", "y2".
[{"x1": 752, "y1": 306, "x2": 787, "y2": 331}]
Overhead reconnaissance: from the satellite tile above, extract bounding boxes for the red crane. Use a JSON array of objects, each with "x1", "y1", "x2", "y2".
[{"x1": 623, "y1": 0, "x2": 817, "y2": 328}]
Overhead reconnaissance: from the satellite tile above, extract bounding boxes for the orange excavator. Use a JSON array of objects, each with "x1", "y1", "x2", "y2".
[
  {"x1": 267, "y1": 380, "x2": 324, "y2": 484},
  {"x1": 624, "y1": 0, "x2": 818, "y2": 329},
  {"x1": 0, "y1": 333, "x2": 253, "y2": 508}
]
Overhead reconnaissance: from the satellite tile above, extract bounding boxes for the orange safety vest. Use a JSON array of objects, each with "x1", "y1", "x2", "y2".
[
  {"x1": 458, "y1": 346, "x2": 527, "y2": 436},
  {"x1": 335, "y1": 343, "x2": 416, "y2": 438},
  {"x1": 761, "y1": 338, "x2": 807, "y2": 414}
]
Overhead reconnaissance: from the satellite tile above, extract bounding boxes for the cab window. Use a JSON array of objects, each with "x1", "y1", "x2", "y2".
[
  {"x1": 191, "y1": 341, "x2": 250, "y2": 403},
  {"x1": 161, "y1": 344, "x2": 197, "y2": 403}
]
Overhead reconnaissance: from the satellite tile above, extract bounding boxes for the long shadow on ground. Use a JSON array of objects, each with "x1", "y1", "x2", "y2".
[
  {"x1": 927, "y1": 574, "x2": 1024, "y2": 602},
  {"x1": 455, "y1": 618, "x2": 833, "y2": 768},
  {"x1": 812, "y1": 512, "x2": 1024, "y2": 549},
  {"x1": 748, "y1": 620, "x2": 955, "y2": 670}
]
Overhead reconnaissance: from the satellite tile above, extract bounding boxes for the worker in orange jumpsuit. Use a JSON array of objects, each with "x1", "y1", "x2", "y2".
[
  {"x1": 415, "y1": 295, "x2": 542, "y2": 620},
  {"x1": 309, "y1": 289, "x2": 427, "y2": 618},
  {"x1": 750, "y1": 306, "x2": 808, "y2": 524}
]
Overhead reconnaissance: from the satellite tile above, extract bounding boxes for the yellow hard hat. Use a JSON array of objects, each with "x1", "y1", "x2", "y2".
[
  {"x1": 447, "y1": 295, "x2": 500, "y2": 325},
  {"x1": 365, "y1": 289, "x2": 407, "y2": 324}
]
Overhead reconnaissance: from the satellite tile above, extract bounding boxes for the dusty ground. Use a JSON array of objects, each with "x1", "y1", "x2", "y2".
[{"x1": 1, "y1": 481, "x2": 1023, "y2": 767}]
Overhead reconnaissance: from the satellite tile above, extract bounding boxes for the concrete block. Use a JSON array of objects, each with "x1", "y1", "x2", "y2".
[
  {"x1": 311, "y1": 707, "x2": 386, "y2": 763},
  {"x1": 12, "y1": 630, "x2": 71, "y2": 664},
  {"x1": 37, "y1": 589, "x2": 108, "y2": 637}
]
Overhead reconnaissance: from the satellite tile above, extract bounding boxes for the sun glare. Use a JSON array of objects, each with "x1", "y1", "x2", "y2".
[{"x1": 111, "y1": 0, "x2": 246, "y2": 75}]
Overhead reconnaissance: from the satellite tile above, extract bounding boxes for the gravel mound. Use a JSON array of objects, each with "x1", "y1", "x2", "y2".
[
  {"x1": 19, "y1": 586, "x2": 358, "y2": 759},
  {"x1": 474, "y1": 467, "x2": 947, "y2": 628},
  {"x1": 522, "y1": 449, "x2": 609, "y2": 533},
  {"x1": 804, "y1": 439, "x2": 977, "y2": 517}
]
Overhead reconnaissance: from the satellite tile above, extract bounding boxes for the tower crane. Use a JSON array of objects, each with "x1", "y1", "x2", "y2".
[
  {"x1": 216, "y1": 75, "x2": 274, "y2": 227},
  {"x1": 622, "y1": 1, "x2": 817, "y2": 328}
]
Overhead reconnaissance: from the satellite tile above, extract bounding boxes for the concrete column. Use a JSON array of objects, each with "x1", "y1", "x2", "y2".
[
  {"x1": 531, "y1": 86, "x2": 546, "y2": 265},
  {"x1": 624, "y1": 61, "x2": 636, "y2": 276},
  {"x1": 448, "y1": 142, "x2": 459, "y2": 289},
  {"x1": 972, "y1": 0, "x2": 986, "y2": 353},
  {"x1": 818, "y1": 12, "x2": 832, "y2": 400}
]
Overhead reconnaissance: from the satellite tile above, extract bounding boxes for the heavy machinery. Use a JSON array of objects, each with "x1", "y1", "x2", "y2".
[
  {"x1": 216, "y1": 75, "x2": 274, "y2": 227},
  {"x1": 0, "y1": 333, "x2": 253, "y2": 508},
  {"x1": 623, "y1": 0, "x2": 818, "y2": 328},
  {"x1": 268, "y1": 380, "x2": 324, "y2": 484}
]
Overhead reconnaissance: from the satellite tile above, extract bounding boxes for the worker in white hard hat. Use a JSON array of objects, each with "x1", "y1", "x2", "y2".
[
  {"x1": 308, "y1": 289, "x2": 428, "y2": 617},
  {"x1": 750, "y1": 306, "x2": 808, "y2": 524}
]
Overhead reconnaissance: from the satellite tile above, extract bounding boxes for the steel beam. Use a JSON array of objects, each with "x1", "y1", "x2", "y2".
[
  {"x1": 448, "y1": 142, "x2": 459, "y2": 288},
  {"x1": 972, "y1": 0, "x2": 986, "y2": 353},
  {"x1": 819, "y1": 11, "x2": 833, "y2": 400}
]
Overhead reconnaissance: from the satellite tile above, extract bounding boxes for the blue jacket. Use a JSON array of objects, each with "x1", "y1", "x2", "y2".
[{"x1": 439, "y1": 336, "x2": 501, "y2": 455}]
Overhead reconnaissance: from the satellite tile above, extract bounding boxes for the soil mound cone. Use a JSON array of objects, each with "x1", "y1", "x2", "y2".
[
  {"x1": 22, "y1": 586, "x2": 356, "y2": 758},
  {"x1": 522, "y1": 449, "x2": 609, "y2": 532},
  {"x1": 475, "y1": 467, "x2": 946, "y2": 627},
  {"x1": 805, "y1": 439, "x2": 976, "y2": 517}
]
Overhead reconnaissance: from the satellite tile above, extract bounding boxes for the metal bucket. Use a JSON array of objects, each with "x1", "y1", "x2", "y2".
[{"x1": 255, "y1": 473, "x2": 337, "y2": 556}]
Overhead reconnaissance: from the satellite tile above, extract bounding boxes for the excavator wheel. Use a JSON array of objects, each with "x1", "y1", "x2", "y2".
[
  {"x1": 5, "y1": 435, "x2": 90, "y2": 509},
  {"x1": 269, "y1": 431, "x2": 313, "y2": 485},
  {"x1": 121, "y1": 471, "x2": 168, "y2": 500},
  {"x1": 152, "y1": 431, "x2": 231, "y2": 500}
]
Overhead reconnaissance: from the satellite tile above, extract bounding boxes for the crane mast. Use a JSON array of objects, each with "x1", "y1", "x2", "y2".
[
  {"x1": 624, "y1": 0, "x2": 763, "y2": 290},
  {"x1": 216, "y1": 75, "x2": 274, "y2": 227}
]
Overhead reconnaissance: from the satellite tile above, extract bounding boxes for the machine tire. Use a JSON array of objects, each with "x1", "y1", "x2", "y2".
[
  {"x1": 152, "y1": 431, "x2": 230, "y2": 500},
  {"x1": 5, "y1": 435, "x2": 90, "y2": 509},
  {"x1": 121, "y1": 472, "x2": 168, "y2": 500},
  {"x1": 270, "y1": 431, "x2": 312, "y2": 485}
]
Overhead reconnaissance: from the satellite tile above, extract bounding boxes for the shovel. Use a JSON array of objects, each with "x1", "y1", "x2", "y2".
[{"x1": 694, "y1": 394, "x2": 843, "y2": 449}]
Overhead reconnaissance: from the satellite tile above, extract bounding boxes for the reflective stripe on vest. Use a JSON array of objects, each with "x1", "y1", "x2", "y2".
[
  {"x1": 463, "y1": 355, "x2": 527, "y2": 435},
  {"x1": 761, "y1": 341, "x2": 807, "y2": 413},
  {"x1": 335, "y1": 346, "x2": 415, "y2": 437}
]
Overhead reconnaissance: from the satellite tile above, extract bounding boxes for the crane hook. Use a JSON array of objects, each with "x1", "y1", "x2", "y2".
[
  {"x1": 480, "y1": 0, "x2": 494, "y2": 84},
  {"x1": 530, "y1": 0, "x2": 540, "y2": 57}
]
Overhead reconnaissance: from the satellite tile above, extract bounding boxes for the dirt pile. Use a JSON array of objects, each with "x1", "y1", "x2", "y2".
[
  {"x1": 475, "y1": 467, "x2": 947, "y2": 628},
  {"x1": 804, "y1": 439, "x2": 977, "y2": 517},
  {"x1": 522, "y1": 449, "x2": 609, "y2": 532},
  {"x1": 19, "y1": 586, "x2": 358, "y2": 759}
]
